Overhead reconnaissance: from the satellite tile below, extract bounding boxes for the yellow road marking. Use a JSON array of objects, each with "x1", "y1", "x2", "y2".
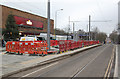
[{"x1": 104, "y1": 46, "x2": 115, "y2": 79}]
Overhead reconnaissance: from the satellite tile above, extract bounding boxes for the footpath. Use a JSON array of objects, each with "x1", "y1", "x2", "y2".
[
  {"x1": 118, "y1": 45, "x2": 120, "y2": 79},
  {"x1": 0, "y1": 47, "x2": 6, "y2": 52},
  {"x1": 114, "y1": 44, "x2": 119, "y2": 79},
  {"x1": 1, "y1": 44, "x2": 101, "y2": 78}
]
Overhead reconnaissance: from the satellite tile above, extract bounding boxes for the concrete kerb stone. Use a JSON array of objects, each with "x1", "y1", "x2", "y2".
[
  {"x1": 69, "y1": 44, "x2": 101, "y2": 56},
  {"x1": 2, "y1": 44, "x2": 101, "y2": 78}
]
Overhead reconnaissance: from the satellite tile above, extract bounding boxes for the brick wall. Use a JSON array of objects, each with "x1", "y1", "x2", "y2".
[
  {"x1": 0, "y1": 5, "x2": 2, "y2": 29},
  {"x1": 1, "y1": 5, "x2": 54, "y2": 34}
]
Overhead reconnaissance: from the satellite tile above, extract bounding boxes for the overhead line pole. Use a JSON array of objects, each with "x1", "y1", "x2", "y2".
[
  {"x1": 54, "y1": 10, "x2": 57, "y2": 39},
  {"x1": 73, "y1": 22, "x2": 75, "y2": 41},
  {"x1": 87, "y1": 24, "x2": 89, "y2": 40},
  {"x1": 70, "y1": 16, "x2": 111, "y2": 41},
  {"x1": 47, "y1": 0, "x2": 50, "y2": 51},
  {"x1": 89, "y1": 15, "x2": 91, "y2": 41},
  {"x1": 69, "y1": 16, "x2": 70, "y2": 37},
  {"x1": 67, "y1": 16, "x2": 70, "y2": 40},
  {"x1": 73, "y1": 22, "x2": 75, "y2": 33}
]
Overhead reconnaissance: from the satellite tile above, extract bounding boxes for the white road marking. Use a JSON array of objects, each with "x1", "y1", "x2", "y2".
[
  {"x1": 114, "y1": 45, "x2": 118, "y2": 77},
  {"x1": 72, "y1": 45, "x2": 109, "y2": 78},
  {"x1": 21, "y1": 62, "x2": 58, "y2": 77}
]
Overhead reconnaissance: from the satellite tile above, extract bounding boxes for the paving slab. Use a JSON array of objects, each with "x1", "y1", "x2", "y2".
[
  {"x1": 1, "y1": 44, "x2": 100, "y2": 77},
  {"x1": 0, "y1": 47, "x2": 6, "y2": 52},
  {"x1": 118, "y1": 45, "x2": 120, "y2": 79}
]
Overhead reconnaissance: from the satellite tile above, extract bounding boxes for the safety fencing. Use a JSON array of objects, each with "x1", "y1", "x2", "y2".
[
  {"x1": 6, "y1": 41, "x2": 48, "y2": 55},
  {"x1": 57, "y1": 40, "x2": 99, "y2": 53},
  {"x1": 6, "y1": 40, "x2": 99, "y2": 56}
]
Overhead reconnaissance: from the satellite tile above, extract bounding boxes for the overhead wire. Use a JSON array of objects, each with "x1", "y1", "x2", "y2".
[
  {"x1": 94, "y1": 0, "x2": 115, "y2": 35},
  {"x1": 95, "y1": 0, "x2": 113, "y2": 27}
]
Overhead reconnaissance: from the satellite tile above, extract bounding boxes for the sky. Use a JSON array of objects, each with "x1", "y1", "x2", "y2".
[{"x1": 0, "y1": 0, "x2": 120, "y2": 36}]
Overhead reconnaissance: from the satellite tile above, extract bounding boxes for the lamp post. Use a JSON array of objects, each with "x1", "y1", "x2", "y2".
[
  {"x1": 89, "y1": 15, "x2": 91, "y2": 41},
  {"x1": 54, "y1": 9, "x2": 63, "y2": 39}
]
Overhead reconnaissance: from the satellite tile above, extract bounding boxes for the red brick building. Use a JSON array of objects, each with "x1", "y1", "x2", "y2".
[{"x1": 0, "y1": 5, "x2": 54, "y2": 36}]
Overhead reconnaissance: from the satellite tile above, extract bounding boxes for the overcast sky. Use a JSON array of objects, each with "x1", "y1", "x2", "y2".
[{"x1": 0, "y1": 0, "x2": 120, "y2": 36}]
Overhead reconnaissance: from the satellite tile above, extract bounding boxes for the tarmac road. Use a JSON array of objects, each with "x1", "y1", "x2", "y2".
[{"x1": 6, "y1": 44, "x2": 115, "y2": 78}]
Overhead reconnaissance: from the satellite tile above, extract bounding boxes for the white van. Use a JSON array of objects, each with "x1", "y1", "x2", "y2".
[
  {"x1": 40, "y1": 33, "x2": 54, "y2": 40},
  {"x1": 20, "y1": 37, "x2": 37, "y2": 41},
  {"x1": 20, "y1": 36, "x2": 45, "y2": 41}
]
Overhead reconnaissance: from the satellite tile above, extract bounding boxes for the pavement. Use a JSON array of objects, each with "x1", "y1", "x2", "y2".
[
  {"x1": 0, "y1": 47, "x2": 6, "y2": 52},
  {"x1": 1, "y1": 44, "x2": 100, "y2": 77},
  {"x1": 7, "y1": 44, "x2": 114, "y2": 78},
  {"x1": 118, "y1": 45, "x2": 120, "y2": 79}
]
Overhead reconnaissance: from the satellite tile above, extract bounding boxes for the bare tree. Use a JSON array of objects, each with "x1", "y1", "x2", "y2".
[
  {"x1": 91, "y1": 27, "x2": 99, "y2": 40},
  {"x1": 109, "y1": 30, "x2": 118, "y2": 44},
  {"x1": 96, "y1": 32, "x2": 107, "y2": 43},
  {"x1": 55, "y1": 28, "x2": 68, "y2": 35},
  {"x1": 92, "y1": 27, "x2": 99, "y2": 33}
]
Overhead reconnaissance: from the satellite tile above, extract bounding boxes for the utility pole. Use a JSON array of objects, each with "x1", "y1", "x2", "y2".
[
  {"x1": 73, "y1": 22, "x2": 75, "y2": 41},
  {"x1": 87, "y1": 24, "x2": 89, "y2": 40},
  {"x1": 70, "y1": 16, "x2": 111, "y2": 41},
  {"x1": 47, "y1": 0, "x2": 50, "y2": 51},
  {"x1": 69, "y1": 16, "x2": 70, "y2": 28},
  {"x1": 73, "y1": 22, "x2": 75, "y2": 33},
  {"x1": 69, "y1": 16, "x2": 70, "y2": 36},
  {"x1": 118, "y1": 24, "x2": 120, "y2": 44},
  {"x1": 54, "y1": 10, "x2": 57, "y2": 39},
  {"x1": 89, "y1": 15, "x2": 91, "y2": 41},
  {"x1": 67, "y1": 16, "x2": 70, "y2": 40}
]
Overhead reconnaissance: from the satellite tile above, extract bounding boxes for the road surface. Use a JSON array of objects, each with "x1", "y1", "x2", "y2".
[{"x1": 4, "y1": 44, "x2": 115, "y2": 78}]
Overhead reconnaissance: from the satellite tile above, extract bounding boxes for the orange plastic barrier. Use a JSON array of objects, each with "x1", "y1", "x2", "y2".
[
  {"x1": 50, "y1": 40, "x2": 58, "y2": 46},
  {"x1": 6, "y1": 41, "x2": 19, "y2": 53},
  {"x1": 6, "y1": 41, "x2": 48, "y2": 55},
  {"x1": 58, "y1": 40, "x2": 65, "y2": 52},
  {"x1": 65, "y1": 40, "x2": 71, "y2": 51},
  {"x1": 6, "y1": 40, "x2": 100, "y2": 55}
]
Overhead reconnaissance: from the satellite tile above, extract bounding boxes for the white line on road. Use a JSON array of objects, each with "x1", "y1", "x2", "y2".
[
  {"x1": 21, "y1": 62, "x2": 58, "y2": 77},
  {"x1": 72, "y1": 45, "x2": 109, "y2": 78},
  {"x1": 114, "y1": 45, "x2": 118, "y2": 77}
]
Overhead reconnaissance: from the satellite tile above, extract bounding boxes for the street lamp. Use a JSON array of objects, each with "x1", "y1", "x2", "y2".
[{"x1": 54, "y1": 9, "x2": 63, "y2": 39}]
